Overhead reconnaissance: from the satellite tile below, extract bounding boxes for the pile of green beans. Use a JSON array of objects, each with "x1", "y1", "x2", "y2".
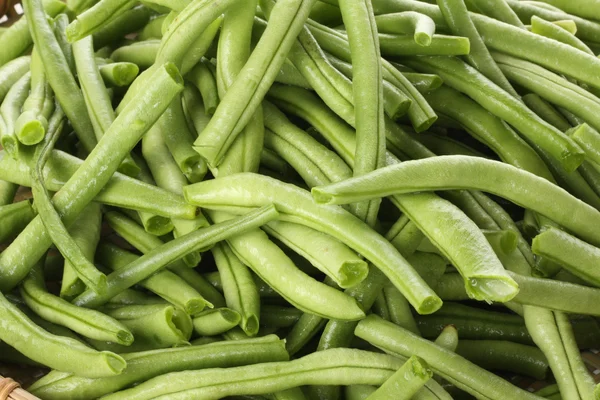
[{"x1": 0, "y1": 0, "x2": 600, "y2": 398}]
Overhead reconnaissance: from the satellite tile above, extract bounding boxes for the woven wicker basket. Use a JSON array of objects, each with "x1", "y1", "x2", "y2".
[{"x1": 1, "y1": 1, "x2": 600, "y2": 399}]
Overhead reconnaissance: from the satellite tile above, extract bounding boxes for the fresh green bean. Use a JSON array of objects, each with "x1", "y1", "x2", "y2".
[
  {"x1": 138, "y1": 15, "x2": 167, "y2": 40},
  {"x1": 385, "y1": 215, "x2": 425, "y2": 256},
  {"x1": 60, "y1": 202, "x2": 102, "y2": 299},
  {"x1": 0, "y1": 63, "x2": 183, "y2": 291},
  {"x1": 206, "y1": 270, "x2": 279, "y2": 299},
  {"x1": 66, "y1": 0, "x2": 137, "y2": 42},
  {"x1": 52, "y1": 13, "x2": 76, "y2": 75},
  {"x1": 260, "y1": 148, "x2": 290, "y2": 175},
  {"x1": 268, "y1": 85, "x2": 517, "y2": 303},
  {"x1": 464, "y1": 0, "x2": 525, "y2": 27},
  {"x1": 21, "y1": 264, "x2": 133, "y2": 345},
  {"x1": 530, "y1": 16, "x2": 594, "y2": 55},
  {"x1": 142, "y1": 0, "x2": 190, "y2": 11},
  {"x1": 415, "y1": 133, "x2": 486, "y2": 158},
  {"x1": 437, "y1": 0, "x2": 517, "y2": 96},
  {"x1": 0, "y1": 73, "x2": 30, "y2": 157},
  {"x1": 208, "y1": 210, "x2": 365, "y2": 320},
  {"x1": 0, "y1": 148, "x2": 197, "y2": 219},
  {"x1": 382, "y1": 283, "x2": 421, "y2": 334},
  {"x1": 313, "y1": 155, "x2": 600, "y2": 246},
  {"x1": 0, "y1": 0, "x2": 65, "y2": 67},
  {"x1": 93, "y1": 6, "x2": 153, "y2": 50},
  {"x1": 98, "y1": 62, "x2": 140, "y2": 87},
  {"x1": 379, "y1": 33, "x2": 471, "y2": 56},
  {"x1": 14, "y1": 49, "x2": 50, "y2": 146},
  {"x1": 374, "y1": 12, "x2": 436, "y2": 46},
  {"x1": 192, "y1": 308, "x2": 242, "y2": 336},
  {"x1": 403, "y1": 57, "x2": 584, "y2": 172},
  {"x1": 264, "y1": 220, "x2": 368, "y2": 288},
  {"x1": 185, "y1": 175, "x2": 441, "y2": 314},
  {"x1": 455, "y1": 340, "x2": 549, "y2": 380},
  {"x1": 433, "y1": 325, "x2": 458, "y2": 352},
  {"x1": 531, "y1": 0, "x2": 600, "y2": 21},
  {"x1": 0, "y1": 200, "x2": 36, "y2": 243},
  {"x1": 110, "y1": 40, "x2": 160, "y2": 69},
  {"x1": 101, "y1": 348, "x2": 405, "y2": 400},
  {"x1": 401, "y1": 72, "x2": 443, "y2": 93},
  {"x1": 524, "y1": 307, "x2": 596, "y2": 399},
  {"x1": 568, "y1": 123, "x2": 600, "y2": 167},
  {"x1": 355, "y1": 314, "x2": 541, "y2": 400},
  {"x1": 346, "y1": 385, "x2": 377, "y2": 400},
  {"x1": 423, "y1": 86, "x2": 554, "y2": 180},
  {"x1": 309, "y1": 1, "x2": 343, "y2": 25},
  {"x1": 0, "y1": 288, "x2": 126, "y2": 377},
  {"x1": 0, "y1": 56, "x2": 30, "y2": 102},
  {"x1": 172, "y1": 267, "x2": 227, "y2": 309},
  {"x1": 97, "y1": 242, "x2": 212, "y2": 315},
  {"x1": 32, "y1": 336, "x2": 287, "y2": 400},
  {"x1": 260, "y1": 306, "x2": 302, "y2": 329},
  {"x1": 522, "y1": 93, "x2": 572, "y2": 132},
  {"x1": 368, "y1": 356, "x2": 433, "y2": 400},
  {"x1": 285, "y1": 313, "x2": 327, "y2": 356},
  {"x1": 73, "y1": 205, "x2": 279, "y2": 308},
  {"x1": 73, "y1": 35, "x2": 140, "y2": 177},
  {"x1": 188, "y1": 60, "x2": 219, "y2": 115},
  {"x1": 212, "y1": 242, "x2": 261, "y2": 336},
  {"x1": 24, "y1": 0, "x2": 98, "y2": 154},
  {"x1": 191, "y1": 0, "x2": 317, "y2": 167}
]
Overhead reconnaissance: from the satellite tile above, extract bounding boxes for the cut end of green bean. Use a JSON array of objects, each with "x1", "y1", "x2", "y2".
[
  {"x1": 15, "y1": 112, "x2": 48, "y2": 146},
  {"x1": 164, "y1": 62, "x2": 184, "y2": 87},
  {"x1": 242, "y1": 315, "x2": 260, "y2": 337},
  {"x1": 65, "y1": 20, "x2": 82, "y2": 43},
  {"x1": 466, "y1": 275, "x2": 519, "y2": 303},
  {"x1": 1, "y1": 135, "x2": 19, "y2": 159},
  {"x1": 111, "y1": 63, "x2": 140, "y2": 87},
  {"x1": 408, "y1": 355, "x2": 433, "y2": 380},
  {"x1": 117, "y1": 330, "x2": 134, "y2": 346},
  {"x1": 500, "y1": 231, "x2": 518, "y2": 254},
  {"x1": 186, "y1": 298, "x2": 209, "y2": 316},
  {"x1": 338, "y1": 260, "x2": 369, "y2": 288},
  {"x1": 116, "y1": 158, "x2": 142, "y2": 178},
  {"x1": 418, "y1": 295, "x2": 444, "y2": 315},
  {"x1": 561, "y1": 149, "x2": 586, "y2": 173},
  {"x1": 100, "y1": 351, "x2": 127, "y2": 375},
  {"x1": 311, "y1": 187, "x2": 335, "y2": 205},
  {"x1": 415, "y1": 32, "x2": 433, "y2": 46},
  {"x1": 143, "y1": 216, "x2": 174, "y2": 236}
]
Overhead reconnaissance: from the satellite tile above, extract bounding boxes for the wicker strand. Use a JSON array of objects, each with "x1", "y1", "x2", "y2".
[{"x1": 0, "y1": 376, "x2": 38, "y2": 400}]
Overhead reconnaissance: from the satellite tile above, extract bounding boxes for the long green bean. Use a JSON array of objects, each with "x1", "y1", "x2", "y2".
[
  {"x1": 374, "y1": 11, "x2": 436, "y2": 45},
  {"x1": 530, "y1": 15, "x2": 594, "y2": 55},
  {"x1": 92, "y1": 5, "x2": 153, "y2": 50},
  {"x1": 522, "y1": 93, "x2": 572, "y2": 132},
  {"x1": 192, "y1": 308, "x2": 242, "y2": 336},
  {"x1": 0, "y1": 200, "x2": 36, "y2": 243},
  {"x1": 0, "y1": 73, "x2": 30, "y2": 157},
  {"x1": 379, "y1": 33, "x2": 471, "y2": 56},
  {"x1": 66, "y1": 0, "x2": 138, "y2": 43}
]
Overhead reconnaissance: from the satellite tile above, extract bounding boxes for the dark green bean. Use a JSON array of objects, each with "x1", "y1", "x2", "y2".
[
  {"x1": 66, "y1": 0, "x2": 138, "y2": 43},
  {"x1": 522, "y1": 93, "x2": 572, "y2": 132},
  {"x1": 0, "y1": 200, "x2": 36, "y2": 243},
  {"x1": 92, "y1": 6, "x2": 153, "y2": 50}
]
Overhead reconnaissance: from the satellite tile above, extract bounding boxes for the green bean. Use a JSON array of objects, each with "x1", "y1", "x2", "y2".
[
  {"x1": 142, "y1": 0, "x2": 190, "y2": 11},
  {"x1": 0, "y1": 180, "x2": 18, "y2": 207},
  {"x1": 110, "y1": 40, "x2": 160, "y2": 69},
  {"x1": 305, "y1": 19, "x2": 437, "y2": 132},
  {"x1": 101, "y1": 348, "x2": 405, "y2": 400},
  {"x1": 355, "y1": 314, "x2": 541, "y2": 400},
  {"x1": 0, "y1": 56, "x2": 30, "y2": 102},
  {"x1": 74, "y1": 206, "x2": 278, "y2": 308},
  {"x1": 465, "y1": 0, "x2": 525, "y2": 27},
  {"x1": 269, "y1": 86, "x2": 516, "y2": 303},
  {"x1": 506, "y1": 0, "x2": 600, "y2": 42},
  {"x1": 31, "y1": 105, "x2": 109, "y2": 294},
  {"x1": 433, "y1": 325, "x2": 458, "y2": 352},
  {"x1": 374, "y1": 12, "x2": 436, "y2": 46},
  {"x1": 52, "y1": 13, "x2": 76, "y2": 75},
  {"x1": 31, "y1": 335, "x2": 288, "y2": 400},
  {"x1": 188, "y1": 60, "x2": 219, "y2": 115},
  {"x1": 191, "y1": 0, "x2": 317, "y2": 167},
  {"x1": 263, "y1": 220, "x2": 368, "y2": 288},
  {"x1": 92, "y1": 5, "x2": 153, "y2": 50},
  {"x1": 59, "y1": 202, "x2": 102, "y2": 299},
  {"x1": 0, "y1": 64, "x2": 183, "y2": 291},
  {"x1": 522, "y1": 93, "x2": 572, "y2": 132},
  {"x1": 24, "y1": 0, "x2": 98, "y2": 154},
  {"x1": 424, "y1": 86, "x2": 554, "y2": 180},
  {"x1": 98, "y1": 62, "x2": 140, "y2": 87},
  {"x1": 568, "y1": 123, "x2": 600, "y2": 167},
  {"x1": 385, "y1": 215, "x2": 425, "y2": 256},
  {"x1": 531, "y1": 0, "x2": 600, "y2": 21},
  {"x1": 97, "y1": 242, "x2": 212, "y2": 315},
  {"x1": 185, "y1": 175, "x2": 441, "y2": 314},
  {"x1": 416, "y1": 133, "x2": 486, "y2": 158},
  {"x1": 533, "y1": 227, "x2": 600, "y2": 287},
  {"x1": 510, "y1": 272, "x2": 600, "y2": 315},
  {"x1": 369, "y1": 355, "x2": 433, "y2": 400},
  {"x1": 20, "y1": 264, "x2": 133, "y2": 345},
  {"x1": 524, "y1": 307, "x2": 596, "y2": 399},
  {"x1": 404, "y1": 57, "x2": 584, "y2": 172},
  {"x1": 401, "y1": 72, "x2": 443, "y2": 93},
  {"x1": 346, "y1": 385, "x2": 377, "y2": 400},
  {"x1": 437, "y1": 0, "x2": 517, "y2": 97},
  {"x1": 206, "y1": 270, "x2": 279, "y2": 300},
  {"x1": 0, "y1": 73, "x2": 30, "y2": 157},
  {"x1": 0, "y1": 200, "x2": 36, "y2": 243},
  {"x1": 379, "y1": 33, "x2": 471, "y2": 56},
  {"x1": 192, "y1": 308, "x2": 242, "y2": 336},
  {"x1": 285, "y1": 313, "x2": 327, "y2": 356},
  {"x1": 272, "y1": 58, "x2": 312, "y2": 89},
  {"x1": 382, "y1": 283, "x2": 421, "y2": 334},
  {"x1": 313, "y1": 155, "x2": 600, "y2": 247},
  {"x1": 0, "y1": 288, "x2": 126, "y2": 377},
  {"x1": 0, "y1": 0, "x2": 65, "y2": 67},
  {"x1": 138, "y1": 15, "x2": 167, "y2": 40},
  {"x1": 0, "y1": 148, "x2": 197, "y2": 219},
  {"x1": 494, "y1": 53, "x2": 600, "y2": 133},
  {"x1": 212, "y1": 242, "x2": 261, "y2": 336},
  {"x1": 455, "y1": 340, "x2": 549, "y2": 380},
  {"x1": 66, "y1": 0, "x2": 137, "y2": 42},
  {"x1": 14, "y1": 49, "x2": 50, "y2": 146},
  {"x1": 260, "y1": 306, "x2": 302, "y2": 329},
  {"x1": 530, "y1": 16, "x2": 594, "y2": 55},
  {"x1": 208, "y1": 210, "x2": 365, "y2": 320},
  {"x1": 73, "y1": 36, "x2": 140, "y2": 177},
  {"x1": 260, "y1": 148, "x2": 290, "y2": 175},
  {"x1": 309, "y1": 1, "x2": 343, "y2": 25}
]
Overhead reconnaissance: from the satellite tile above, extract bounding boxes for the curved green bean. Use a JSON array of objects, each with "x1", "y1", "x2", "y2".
[
  {"x1": 188, "y1": 60, "x2": 219, "y2": 115},
  {"x1": 110, "y1": 40, "x2": 160, "y2": 69},
  {"x1": 30, "y1": 335, "x2": 288, "y2": 400},
  {"x1": 522, "y1": 93, "x2": 572, "y2": 132},
  {"x1": 530, "y1": 16, "x2": 594, "y2": 55},
  {"x1": 0, "y1": 200, "x2": 36, "y2": 243},
  {"x1": 355, "y1": 314, "x2": 541, "y2": 400},
  {"x1": 66, "y1": 0, "x2": 137, "y2": 43},
  {"x1": 312, "y1": 155, "x2": 600, "y2": 246},
  {"x1": 185, "y1": 174, "x2": 441, "y2": 314},
  {"x1": 374, "y1": 11, "x2": 436, "y2": 46},
  {"x1": 0, "y1": 73, "x2": 30, "y2": 158},
  {"x1": 0, "y1": 56, "x2": 30, "y2": 102}
]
